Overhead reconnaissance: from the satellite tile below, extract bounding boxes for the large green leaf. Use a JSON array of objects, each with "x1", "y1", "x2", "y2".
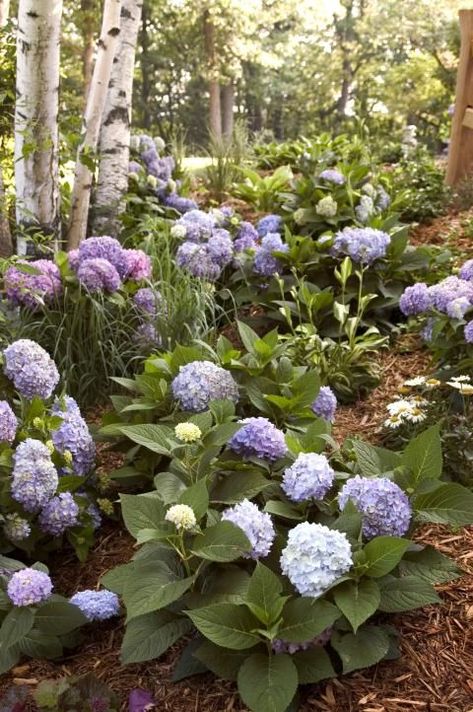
[
  {"x1": 414, "y1": 483, "x2": 473, "y2": 526},
  {"x1": 187, "y1": 603, "x2": 260, "y2": 650},
  {"x1": 211, "y1": 471, "x2": 271, "y2": 504},
  {"x1": 402, "y1": 425, "x2": 442, "y2": 488},
  {"x1": 121, "y1": 611, "x2": 192, "y2": 664},
  {"x1": 278, "y1": 599, "x2": 340, "y2": 643},
  {"x1": 399, "y1": 546, "x2": 462, "y2": 584},
  {"x1": 123, "y1": 566, "x2": 194, "y2": 621},
  {"x1": 0, "y1": 644, "x2": 20, "y2": 674},
  {"x1": 245, "y1": 563, "x2": 284, "y2": 625},
  {"x1": 0, "y1": 607, "x2": 35, "y2": 651},
  {"x1": 120, "y1": 494, "x2": 165, "y2": 538},
  {"x1": 293, "y1": 647, "x2": 335, "y2": 684},
  {"x1": 179, "y1": 479, "x2": 209, "y2": 520},
  {"x1": 378, "y1": 576, "x2": 440, "y2": 612},
  {"x1": 363, "y1": 536, "x2": 410, "y2": 578},
  {"x1": 237, "y1": 652, "x2": 298, "y2": 712},
  {"x1": 118, "y1": 423, "x2": 175, "y2": 455},
  {"x1": 100, "y1": 563, "x2": 134, "y2": 594},
  {"x1": 331, "y1": 625, "x2": 390, "y2": 674},
  {"x1": 18, "y1": 631, "x2": 62, "y2": 660},
  {"x1": 35, "y1": 601, "x2": 87, "y2": 635},
  {"x1": 195, "y1": 640, "x2": 249, "y2": 680},
  {"x1": 191, "y1": 521, "x2": 251, "y2": 562},
  {"x1": 333, "y1": 579, "x2": 380, "y2": 633},
  {"x1": 352, "y1": 441, "x2": 402, "y2": 476},
  {"x1": 154, "y1": 472, "x2": 186, "y2": 504}
]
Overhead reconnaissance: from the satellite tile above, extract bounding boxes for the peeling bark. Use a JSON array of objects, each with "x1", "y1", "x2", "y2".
[
  {"x1": 14, "y1": 0, "x2": 63, "y2": 254},
  {"x1": 67, "y1": 0, "x2": 121, "y2": 250},
  {"x1": 92, "y1": 0, "x2": 143, "y2": 236}
]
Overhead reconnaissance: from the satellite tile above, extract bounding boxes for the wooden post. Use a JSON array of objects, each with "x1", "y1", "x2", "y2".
[{"x1": 446, "y1": 10, "x2": 473, "y2": 185}]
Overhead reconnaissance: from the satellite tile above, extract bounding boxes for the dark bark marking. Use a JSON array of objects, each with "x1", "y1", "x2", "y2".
[
  {"x1": 108, "y1": 27, "x2": 120, "y2": 37},
  {"x1": 26, "y1": 11, "x2": 39, "y2": 18},
  {"x1": 121, "y1": 7, "x2": 132, "y2": 19},
  {"x1": 103, "y1": 106, "x2": 129, "y2": 126}
]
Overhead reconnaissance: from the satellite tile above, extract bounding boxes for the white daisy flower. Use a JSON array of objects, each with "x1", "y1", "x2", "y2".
[
  {"x1": 449, "y1": 375, "x2": 471, "y2": 383},
  {"x1": 403, "y1": 376, "x2": 426, "y2": 387}
]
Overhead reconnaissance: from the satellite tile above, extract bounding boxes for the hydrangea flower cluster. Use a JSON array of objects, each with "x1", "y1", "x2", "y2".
[
  {"x1": 222, "y1": 499, "x2": 275, "y2": 559},
  {"x1": 355, "y1": 195, "x2": 375, "y2": 223},
  {"x1": 174, "y1": 212, "x2": 234, "y2": 281},
  {"x1": 319, "y1": 169, "x2": 345, "y2": 185},
  {"x1": 165, "y1": 504, "x2": 197, "y2": 531},
  {"x1": 280, "y1": 522, "x2": 352, "y2": 597},
  {"x1": 234, "y1": 222, "x2": 258, "y2": 253},
  {"x1": 399, "y1": 283, "x2": 432, "y2": 316},
  {"x1": 7, "y1": 568, "x2": 53, "y2": 606},
  {"x1": 338, "y1": 475, "x2": 412, "y2": 539},
  {"x1": 11, "y1": 439, "x2": 59, "y2": 512},
  {"x1": 4, "y1": 259, "x2": 62, "y2": 310},
  {"x1": 69, "y1": 589, "x2": 120, "y2": 621},
  {"x1": 51, "y1": 397, "x2": 95, "y2": 476},
  {"x1": 228, "y1": 417, "x2": 287, "y2": 461},
  {"x1": 174, "y1": 422, "x2": 202, "y2": 443},
  {"x1": 0, "y1": 401, "x2": 17, "y2": 444},
  {"x1": 38, "y1": 493, "x2": 80, "y2": 535},
  {"x1": 316, "y1": 196, "x2": 338, "y2": 218},
  {"x1": 71, "y1": 236, "x2": 152, "y2": 293},
  {"x1": 172, "y1": 361, "x2": 239, "y2": 412},
  {"x1": 133, "y1": 287, "x2": 163, "y2": 316},
  {"x1": 3, "y1": 339, "x2": 59, "y2": 400},
  {"x1": 282, "y1": 452, "x2": 335, "y2": 502},
  {"x1": 331, "y1": 227, "x2": 391, "y2": 265},
  {"x1": 312, "y1": 386, "x2": 337, "y2": 422},
  {"x1": 253, "y1": 233, "x2": 289, "y2": 277},
  {"x1": 163, "y1": 192, "x2": 198, "y2": 214},
  {"x1": 172, "y1": 210, "x2": 217, "y2": 242},
  {"x1": 3, "y1": 514, "x2": 31, "y2": 542},
  {"x1": 256, "y1": 214, "x2": 282, "y2": 237}
]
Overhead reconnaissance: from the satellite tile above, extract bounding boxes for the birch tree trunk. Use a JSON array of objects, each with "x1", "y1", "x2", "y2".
[
  {"x1": 0, "y1": 0, "x2": 10, "y2": 27},
  {"x1": 81, "y1": 0, "x2": 96, "y2": 102},
  {"x1": 92, "y1": 0, "x2": 142, "y2": 236},
  {"x1": 67, "y1": 0, "x2": 121, "y2": 250},
  {"x1": 15, "y1": 0, "x2": 63, "y2": 255},
  {"x1": 203, "y1": 10, "x2": 221, "y2": 139},
  {"x1": 221, "y1": 83, "x2": 234, "y2": 140},
  {"x1": 0, "y1": 0, "x2": 12, "y2": 257}
]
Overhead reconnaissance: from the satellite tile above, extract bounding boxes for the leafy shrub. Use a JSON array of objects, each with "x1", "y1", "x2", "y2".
[{"x1": 233, "y1": 165, "x2": 293, "y2": 212}]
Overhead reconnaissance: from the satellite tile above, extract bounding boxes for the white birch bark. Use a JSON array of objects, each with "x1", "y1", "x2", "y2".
[
  {"x1": 67, "y1": 0, "x2": 121, "y2": 250},
  {"x1": 15, "y1": 0, "x2": 63, "y2": 255},
  {"x1": 92, "y1": 0, "x2": 143, "y2": 236},
  {"x1": 0, "y1": 0, "x2": 12, "y2": 257},
  {"x1": 0, "y1": 0, "x2": 10, "y2": 27}
]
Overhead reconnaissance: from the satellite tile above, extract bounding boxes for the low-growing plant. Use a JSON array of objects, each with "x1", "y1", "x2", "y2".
[{"x1": 233, "y1": 165, "x2": 293, "y2": 212}]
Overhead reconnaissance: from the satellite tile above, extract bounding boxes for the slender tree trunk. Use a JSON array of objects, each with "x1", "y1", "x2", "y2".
[
  {"x1": 67, "y1": 0, "x2": 121, "y2": 250},
  {"x1": 221, "y1": 83, "x2": 234, "y2": 140},
  {"x1": 0, "y1": 0, "x2": 10, "y2": 26},
  {"x1": 92, "y1": 0, "x2": 142, "y2": 236},
  {"x1": 81, "y1": 0, "x2": 96, "y2": 102},
  {"x1": 139, "y1": 0, "x2": 151, "y2": 129},
  {"x1": 15, "y1": 0, "x2": 63, "y2": 255},
  {"x1": 203, "y1": 10, "x2": 221, "y2": 139},
  {"x1": 0, "y1": 0, "x2": 12, "y2": 257}
]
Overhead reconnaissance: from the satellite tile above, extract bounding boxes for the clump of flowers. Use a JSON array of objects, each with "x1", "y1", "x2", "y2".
[
  {"x1": 256, "y1": 214, "x2": 282, "y2": 237},
  {"x1": 38, "y1": 493, "x2": 80, "y2": 535},
  {"x1": 383, "y1": 397, "x2": 428, "y2": 429},
  {"x1": 253, "y1": 233, "x2": 289, "y2": 277},
  {"x1": 174, "y1": 211, "x2": 234, "y2": 281},
  {"x1": 272, "y1": 627, "x2": 333, "y2": 654},
  {"x1": 71, "y1": 237, "x2": 152, "y2": 293},
  {"x1": 0, "y1": 401, "x2": 17, "y2": 444},
  {"x1": 280, "y1": 522, "x2": 352, "y2": 597},
  {"x1": 316, "y1": 196, "x2": 338, "y2": 218},
  {"x1": 228, "y1": 417, "x2": 287, "y2": 461},
  {"x1": 70, "y1": 589, "x2": 120, "y2": 621},
  {"x1": 331, "y1": 227, "x2": 390, "y2": 265},
  {"x1": 319, "y1": 169, "x2": 345, "y2": 185},
  {"x1": 174, "y1": 422, "x2": 202, "y2": 443},
  {"x1": 312, "y1": 386, "x2": 337, "y2": 422},
  {"x1": 50, "y1": 396, "x2": 96, "y2": 476},
  {"x1": 3, "y1": 339, "x2": 60, "y2": 400},
  {"x1": 282, "y1": 452, "x2": 334, "y2": 502},
  {"x1": 4, "y1": 259, "x2": 62, "y2": 310},
  {"x1": 11, "y1": 439, "x2": 59, "y2": 512},
  {"x1": 165, "y1": 504, "x2": 197, "y2": 531},
  {"x1": 7, "y1": 568, "x2": 53, "y2": 606},
  {"x1": 171, "y1": 361, "x2": 239, "y2": 412},
  {"x1": 338, "y1": 475, "x2": 412, "y2": 539},
  {"x1": 222, "y1": 499, "x2": 275, "y2": 559},
  {"x1": 3, "y1": 514, "x2": 31, "y2": 542}
]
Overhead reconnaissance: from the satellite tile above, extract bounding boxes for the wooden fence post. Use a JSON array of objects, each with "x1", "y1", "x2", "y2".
[{"x1": 446, "y1": 10, "x2": 473, "y2": 186}]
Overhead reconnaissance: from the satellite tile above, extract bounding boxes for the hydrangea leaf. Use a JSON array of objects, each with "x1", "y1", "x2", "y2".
[
  {"x1": 278, "y1": 599, "x2": 340, "y2": 643},
  {"x1": 331, "y1": 625, "x2": 390, "y2": 674},
  {"x1": 378, "y1": 576, "x2": 440, "y2": 612},
  {"x1": 194, "y1": 640, "x2": 250, "y2": 681},
  {"x1": 120, "y1": 493, "x2": 165, "y2": 538},
  {"x1": 414, "y1": 482, "x2": 473, "y2": 526},
  {"x1": 123, "y1": 566, "x2": 194, "y2": 621},
  {"x1": 191, "y1": 522, "x2": 251, "y2": 562},
  {"x1": 121, "y1": 611, "x2": 192, "y2": 664},
  {"x1": 293, "y1": 646, "x2": 336, "y2": 684},
  {"x1": 399, "y1": 546, "x2": 462, "y2": 584},
  {"x1": 178, "y1": 479, "x2": 209, "y2": 520},
  {"x1": 211, "y1": 472, "x2": 271, "y2": 505},
  {"x1": 245, "y1": 563, "x2": 284, "y2": 625},
  {"x1": 333, "y1": 579, "x2": 380, "y2": 633},
  {"x1": 187, "y1": 603, "x2": 260, "y2": 650},
  {"x1": 363, "y1": 536, "x2": 410, "y2": 578},
  {"x1": 35, "y1": 600, "x2": 87, "y2": 635},
  {"x1": 237, "y1": 652, "x2": 298, "y2": 712},
  {"x1": 0, "y1": 607, "x2": 35, "y2": 651},
  {"x1": 402, "y1": 424, "x2": 442, "y2": 489}
]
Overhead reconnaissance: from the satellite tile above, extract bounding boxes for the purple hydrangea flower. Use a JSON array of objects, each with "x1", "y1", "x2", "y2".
[
  {"x1": 50, "y1": 396, "x2": 95, "y2": 476},
  {"x1": 207, "y1": 230, "x2": 233, "y2": 268},
  {"x1": 319, "y1": 169, "x2": 345, "y2": 185},
  {"x1": 429, "y1": 276, "x2": 473, "y2": 314},
  {"x1": 465, "y1": 320, "x2": 473, "y2": 343},
  {"x1": 446, "y1": 297, "x2": 471, "y2": 320},
  {"x1": 399, "y1": 283, "x2": 432, "y2": 316},
  {"x1": 173, "y1": 210, "x2": 216, "y2": 242},
  {"x1": 78, "y1": 236, "x2": 127, "y2": 276},
  {"x1": 459, "y1": 259, "x2": 473, "y2": 282},
  {"x1": 282, "y1": 452, "x2": 335, "y2": 502},
  {"x1": 69, "y1": 589, "x2": 120, "y2": 621},
  {"x1": 253, "y1": 233, "x2": 289, "y2": 276},
  {"x1": 0, "y1": 401, "x2": 17, "y2": 444},
  {"x1": 3, "y1": 339, "x2": 60, "y2": 400},
  {"x1": 68, "y1": 249, "x2": 81, "y2": 271},
  {"x1": 256, "y1": 214, "x2": 282, "y2": 237},
  {"x1": 164, "y1": 193, "x2": 198, "y2": 214},
  {"x1": 87, "y1": 503, "x2": 102, "y2": 530},
  {"x1": 7, "y1": 568, "x2": 53, "y2": 606},
  {"x1": 39, "y1": 493, "x2": 80, "y2": 535},
  {"x1": 136, "y1": 321, "x2": 161, "y2": 347},
  {"x1": 312, "y1": 386, "x2": 337, "y2": 423},
  {"x1": 123, "y1": 250, "x2": 152, "y2": 281},
  {"x1": 77, "y1": 258, "x2": 122, "y2": 293},
  {"x1": 172, "y1": 361, "x2": 239, "y2": 412},
  {"x1": 139, "y1": 135, "x2": 156, "y2": 152},
  {"x1": 331, "y1": 227, "x2": 390, "y2": 265},
  {"x1": 128, "y1": 161, "x2": 142, "y2": 174},
  {"x1": 338, "y1": 475, "x2": 411, "y2": 540},
  {"x1": 280, "y1": 522, "x2": 352, "y2": 597},
  {"x1": 228, "y1": 417, "x2": 287, "y2": 461},
  {"x1": 176, "y1": 242, "x2": 221, "y2": 280},
  {"x1": 221, "y1": 499, "x2": 275, "y2": 559},
  {"x1": 133, "y1": 287, "x2": 162, "y2": 316},
  {"x1": 234, "y1": 222, "x2": 258, "y2": 252},
  {"x1": 11, "y1": 438, "x2": 59, "y2": 512},
  {"x1": 4, "y1": 259, "x2": 62, "y2": 310},
  {"x1": 3, "y1": 514, "x2": 31, "y2": 542}
]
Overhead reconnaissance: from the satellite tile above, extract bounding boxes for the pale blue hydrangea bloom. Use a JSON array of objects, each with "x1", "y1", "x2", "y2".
[
  {"x1": 0, "y1": 401, "x2": 17, "y2": 444},
  {"x1": 319, "y1": 169, "x2": 345, "y2": 185},
  {"x1": 3, "y1": 514, "x2": 31, "y2": 542},
  {"x1": 331, "y1": 227, "x2": 390, "y2": 265},
  {"x1": 256, "y1": 214, "x2": 282, "y2": 237},
  {"x1": 39, "y1": 493, "x2": 80, "y2": 535},
  {"x1": 77, "y1": 258, "x2": 122, "y2": 293},
  {"x1": 429, "y1": 277, "x2": 473, "y2": 314},
  {"x1": 459, "y1": 259, "x2": 473, "y2": 282},
  {"x1": 69, "y1": 589, "x2": 120, "y2": 621},
  {"x1": 228, "y1": 417, "x2": 287, "y2": 461},
  {"x1": 312, "y1": 386, "x2": 337, "y2": 422},
  {"x1": 465, "y1": 321, "x2": 473, "y2": 344},
  {"x1": 50, "y1": 396, "x2": 95, "y2": 476},
  {"x1": 399, "y1": 283, "x2": 432, "y2": 316},
  {"x1": 222, "y1": 499, "x2": 275, "y2": 559},
  {"x1": 11, "y1": 439, "x2": 58, "y2": 512},
  {"x1": 253, "y1": 233, "x2": 289, "y2": 276},
  {"x1": 172, "y1": 361, "x2": 239, "y2": 412},
  {"x1": 3, "y1": 339, "x2": 59, "y2": 400},
  {"x1": 282, "y1": 452, "x2": 334, "y2": 502},
  {"x1": 7, "y1": 568, "x2": 53, "y2": 606}
]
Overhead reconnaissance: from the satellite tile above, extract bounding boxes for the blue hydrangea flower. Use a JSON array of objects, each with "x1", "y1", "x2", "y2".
[
  {"x1": 87, "y1": 503, "x2": 102, "y2": 530},
  {"x1": 77, "y1": 258, "x2": 122, "y2": 293},
  {"x1": 11, "y1": 439, "x2": 59, "y2": 512},
  {"x1": 399, "y1": 283, "x2": 432, "y2": 316},
  {"x1": 228, "y1": 417, "x2": 287, "y2": 461},
  {"x1": 282, "y1": 452, "x2": 335, "y2": 502},
  {"x1": 377, "y1": 187, "x2": 391, "y2": 211},
  {"x1": 3, "y1": 514, "x2": 31, "y2": 542},
  {"x1": 3, "y1": 339, "x2": 59, "y2": 400},
  {"x1": 253, "y1": 233, "x2": 289, "y2": 276},
  {"x1": 221, "y1": 499, "x2": 275, "y2": 559},
  {"x1": 338, "y1": 475, "x2": 411, "y2": 539},
  {"x1": 312, "y1": 386, "x2": 337, "y2": 422},
  {"x1": 272, "y1": 627, "x2": 332, "y2": 654},
  {"x1": 0, "y1": 401, "x2": 17, "y2": 444},
  {"x1": 280, "y1": 522, "x2": 352, "y2": 597},
  {"x1": 176, "y1": 242, "x2": 221, "y2": 280},
  {"x1": 256, "y1": 215, "x2": 282, "y2": 237},
  {"x1": 173, "y1": 210, "x2": 216, "y2": 242},
  {"x1": 319, "y1": 169, "x2": 345, "y2": 185},
  {"x1": 429, "y1": 276, "x2": 473, "y2": 314},
  {"x1": 164, "y1": 193, "x2": 198, "y2": 214},
  {"x1": 69, "y1": 589, "x2": 120, "y2": 621},
  {"x1": 77, "y1": 236, "x2": 127, "y2": 278},
  {"x1": 7, "y1": 568, "x2": 53, "y2": 606},
  {"x1": 446, "y1": 296, "x2": 471, "y2": 320},
  {"x1": 234, "y1": 222, "x2": 258, "y2": 252},
  {"x1": 355, "y1": 195, "x2": 375, "y2": 223},
  {"x1": 133, "y1": 287, "x2": 163, "y2": 316},
  {"x1": 50, "y1": 396, "x2": 95, "y2": 476},
  {"x1": 465, "y1": 321, "x2": 473, "y2": 343},
  {"x1": 39, "y1": 493, "x2": 80, "y2": 535},
  {"x1": 331, "y1": 227, "x2": 390, "y2": 265},
  {"x1": 207, "y1": 230, "x2": 234, "y2": 268},
  {"x1": 459, "y1": 259, "x2": 473, "y2": 281},
  {"x1": 172, "y1": 361, "x2": 239, "y2": 412},
  {"x1": 421, "y1": 318, "x2": 434, "y2": 343},
  {"x1": 128, "y1": 160, "x2": 142, "y2": 174}
]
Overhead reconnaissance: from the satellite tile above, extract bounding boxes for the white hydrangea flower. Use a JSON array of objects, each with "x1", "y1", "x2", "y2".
[
  {"x1": 175, "y1": 422, "x2": 202, "y2": 443},
  {"x1": 171, "y1": 224, "x2": 187, "y2": 239},
  {"x1": 316, "y1": 196, "x2": 338, "y2": 218},
  {"x1": 147, "y1": 175, "x2": 158, "y2": 189},
  {"x1": 154, "y1": 136, "x2": 166, "y2": 151},
  {"x1": 362, "y1": 183, "x2": 376, "y2": 198},
  {"x1": 165, "y1": 504, "x2": 197, "y2": 531}
]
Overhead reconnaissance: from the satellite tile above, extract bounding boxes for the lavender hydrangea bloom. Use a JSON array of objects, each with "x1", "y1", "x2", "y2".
[
  {"x1": 459, "y1": 259, "x2": 473, "y2": 281},
  {"x1": 176, "y1": 242, "x2": 221, "y2": 280},
  {"x1": 51, "y1": 396, "x2": 95, "y2": 476},
  {"x1": 253, "y1": 233, "x2": 289, "y2": 276},
  {"x1": 429, "y1": 276, "x2": 473, "y2": 314},
  {"x1": 280, "y1": 522, "x2": 352, "y2": 597},
  {"x1": 272, "y1": 627, "x2": 332, "y2": 654},
  {"x1": 173, "y1": 210, "x2": 216, "y2": 242},
  {"x1": 3, "y1": 339, "x2": 59, "y2": 399},
  {"x1": 446, "y1": 296, "x2": 471, "y2": 320},
  {"x1": 377, "y1": 187, "x2": 391, "y2": 211},
  {"x1": 234, "y1": 222, "x2": 258, "y2": 252},
  {"x1": 39, "y1": 493, "x2": 80, "y2": 535},
  {"x1": 164, "y1": 193, "x2": 198, "y2": 214},
  {"x1": 11, "y1": 439, "x2": 59, "y2": 512},
  {"x1": 128, "y1": 161, "x2": 142, "y2": 174},
  {"x1": 319, "y1": 169, "x2": 345, "y2": 185},
  {"x1": 172, "y1": 361, "x2": 239, "y2": 412},
  {"x1": 399, "y1": 283, "x2": 432, "y2": 316},
  {"x1": 312, "y1": 386, "x2": 337, "y2": 423},
  {"x1": 465, "y1": 321, "x2": 473, "y2": 343},
  {"x1": 77, "y1": 236, "x2": 127, "y2": 277},
  {"x1": 331, "y1": 227, "x2": 390, "y2": 265},
  {"x1": 87, "y1": 503, "x2": 102, "y2": 530},
  {"x1": 256, "y1": 215, "x2": 282, "y2": 237},
  {"x1": 338, "y1": 475, "x2": 411, "y2": 539},
  {"x1": 69, "y1": 589, "x2": 120, "y2": 621},
  {"x1": 229, "y1": 417, "x2": 287, "y2": 461},
  {"x1": 207, "y1": 230, "x2": 233, "y2": 268},
  {"x1": 4, "y1": 259, "x2": 62, "y2": 310},
  {"x1": 77, "y1": 258, "x2": 122, "y2": 293},
  {"x1": 0, "y1": 401, "x2": 17, "y2": 444},
  {"x1": 7, "y1": 568, "x2": 53, "y2": 606},
  {"x1": 221, "y1": 499, "x2": 275, "y2": 559},
  {"x1": 136, "y1": 321, "x2": 161, "y2": 347},
  {"x1": 3, "y1": 514, "x2": 31, "y2": 542},
  {"x1": 134, "y1": 287, "x2": 162, "y2": 316},
  {"x1": 355, "y1": 195, "x2": 375, "y2": 223},
  {"x1": 123, "y1": 249, "x2": 152, "y2": 281},
  {"x1": 282, "y1": 452, "x2": 335, "y2": 502},
  {"x1": 68, "y1": 249, "x2": 81, "y2": 271}
]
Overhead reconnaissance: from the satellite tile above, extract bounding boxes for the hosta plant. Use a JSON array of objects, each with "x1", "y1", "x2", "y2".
[{"x1": 102, "y1": 415, "x2": 470, "y2": 712}]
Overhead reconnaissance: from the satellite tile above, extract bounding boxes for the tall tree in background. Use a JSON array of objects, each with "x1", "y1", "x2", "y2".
[
  {"x1": 67, "y1": 0, "x2": 121, "y2": 250},
  {"x1": 92, "y1": 0, "x2": 143, "y2": 235},
  {"x1": 14, "y1": 0, "x2": 63, "y2": 254},
  {"x1": 203, "y1": 8, "x2": 221, "y2": 138}
]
